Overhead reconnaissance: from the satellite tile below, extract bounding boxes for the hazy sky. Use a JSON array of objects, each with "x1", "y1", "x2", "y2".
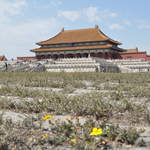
[{"x1": 1, "y1": 0, "x2": 150, "y2": 59}]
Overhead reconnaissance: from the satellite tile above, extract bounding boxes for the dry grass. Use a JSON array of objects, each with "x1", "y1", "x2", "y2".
[{"x1": 0, "y1": 72, "x2": 150, "y2": 149}]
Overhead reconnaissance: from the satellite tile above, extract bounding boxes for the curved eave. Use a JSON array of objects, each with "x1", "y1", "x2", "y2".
[
  {"x1": 98, "y1": 29, "x2": 122, "y2": 45},
  {"x1": 108, "y1": 39, "x2": 122, "y2": 45},
  {"x1": 112, "y1": 46, "x2": 126, "y2": 52},
  {"x1": 37, "y1": 39, "x2": 122, "y2": 46},
  {"x1": 31, "y1": 44, "x2": 113, "y2": 53},
  {"x1": 37, "y1": 40, "x2": 117, "y2": 46}
]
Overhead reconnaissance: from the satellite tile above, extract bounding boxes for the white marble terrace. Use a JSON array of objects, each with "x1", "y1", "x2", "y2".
[{"x1": 0, "y1": 57, "x2": 150, "y2": 73}]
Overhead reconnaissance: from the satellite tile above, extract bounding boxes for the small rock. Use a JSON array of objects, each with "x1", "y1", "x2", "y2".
[
  {"x1": 33, "y1": 121, "x2": 41, "y2": 129},
  {"x1": 41, "y1": 120, "x2": 52, "y2": 131},
  {"x1": 136, "y1": 130, "x2": 150, "y2": 147},
  {"x1": 0, "y1": 111, "x2": 27, "y2": 126}
]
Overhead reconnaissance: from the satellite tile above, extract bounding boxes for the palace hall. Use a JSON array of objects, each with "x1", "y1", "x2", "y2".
[
  {"x1": 31, "y1": 25, "x2": 150, "y2": 61},
  {"x1": 31, "y1": 25, "x2": 125, "y2": 59}
]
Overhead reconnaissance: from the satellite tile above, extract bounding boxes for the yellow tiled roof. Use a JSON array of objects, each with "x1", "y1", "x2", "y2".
[
  {"x1": 123, "y1": 48, "x2": 139, "y2": 53},
  {"x1": 36, "y1": 27, "x2": 122, "y2": 45},
  {"x1": 0, "y1": 56, "x2": 6, "y2": 61}
]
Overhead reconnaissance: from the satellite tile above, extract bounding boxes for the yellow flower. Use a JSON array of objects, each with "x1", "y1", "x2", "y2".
[
  {"x1": 66, "y1": 116, "x2": 72, "y2": 121},
  {"x1": 41, "y1": 134, "x2": 48, "y2": 139},
  {"x1": 140, "y1": 128, "x2": 146, "y2": 133},
  {"x1": 42, "y1": 115, "x2": 54, "y2": 120},
  {"x1": 28, "y1": 137, "x2": 33, "y2": 142},
  {"x1": 77, "y1": 116, "x2": 81, "y2": 120},
  {"x1": 70, "y1": 138, "x2": 77, "y2": 143},
  {"x1": 90, "y1": 128, "x2": 103, "y2": 136}
]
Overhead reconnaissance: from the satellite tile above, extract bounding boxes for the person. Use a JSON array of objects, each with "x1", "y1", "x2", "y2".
[
  {"x1": 95, "y1": 66, "x2": 98, "y2": 72},
  {"x1": 5, "y1": 62, "x2": 8, "y2": 71}
]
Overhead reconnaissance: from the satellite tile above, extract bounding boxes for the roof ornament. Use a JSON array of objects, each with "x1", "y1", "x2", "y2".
[
  {"x1": 136, "y1": 47, "x2": 139, "y2": 51},
  {"x1": 95, "y1": 24, "x2": 99, "y2": 29},
  {"x1": 61, "y1": 27, "x2": 64, "y2": 32}
]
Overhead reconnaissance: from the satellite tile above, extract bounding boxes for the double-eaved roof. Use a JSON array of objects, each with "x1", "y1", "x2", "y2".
[{"x1": 32, "y1": 26, "x2": 123, "y2": 53}]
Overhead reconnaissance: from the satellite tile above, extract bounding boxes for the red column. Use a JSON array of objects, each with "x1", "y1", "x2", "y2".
[{"x1": 107, "y1": 53, "x2": 112, "y2": 59}]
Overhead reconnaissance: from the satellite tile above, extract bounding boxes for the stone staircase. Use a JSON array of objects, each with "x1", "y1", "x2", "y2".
[
  {"x1": 107, "y1": 59, "x2": 150, "y2": 73},
  {"x1": 46, "y1": 57, "x2": 100, "y2": 72}
]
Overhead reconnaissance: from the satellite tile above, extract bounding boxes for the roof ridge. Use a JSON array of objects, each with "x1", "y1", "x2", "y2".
[{"x1": 64, "y1": 27, "x2": 96, "y2": 32}]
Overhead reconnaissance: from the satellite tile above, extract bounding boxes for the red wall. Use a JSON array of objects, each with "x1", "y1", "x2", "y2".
[
  {"x1": 120, "y1": 52, "x2": 147, "y2": 60},
  {"x1": 17, "y1": 56, "x2": 36, "y2": 61},
  {"x1": 146, "y1": 56, "x2": 150, "y2": 61}
]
